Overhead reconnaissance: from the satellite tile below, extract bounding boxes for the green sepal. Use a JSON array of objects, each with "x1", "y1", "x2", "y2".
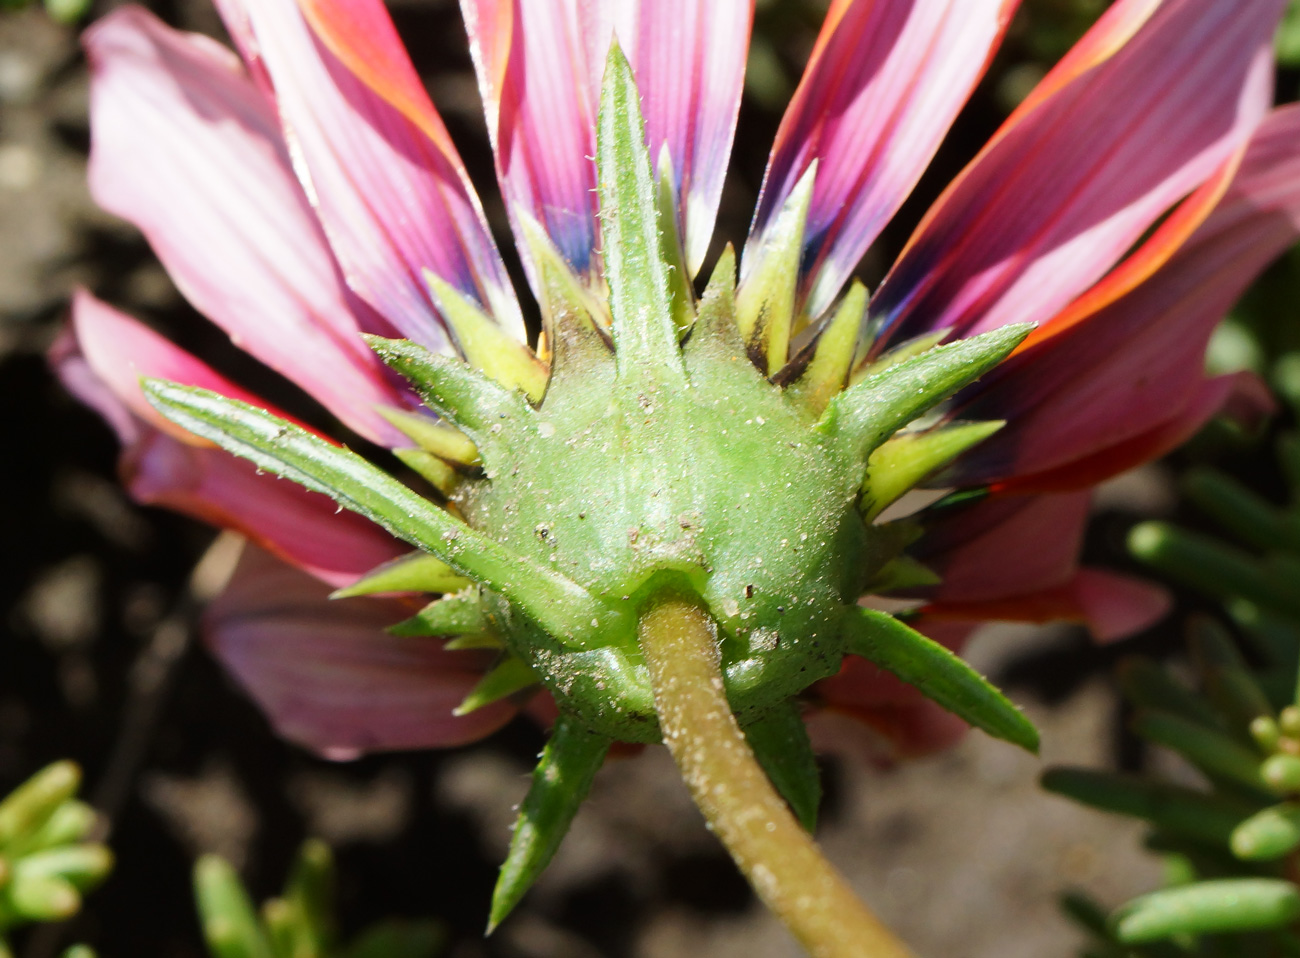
[
  {"x1": 376, "y1": 408, "x2": 480, "y2": 467},
  {"x1": 1129, "y1": 522, "x2": 1300, "y2": 618},
  {"x1": 785, "y1": 281, "x2": 867, "y2": 416},
  {"x1": 1117, "y1": 657, "x2": 1226, "y2": 732},
  {"x1": 1040, "y1": 768, "x2": 1252, "y2": 847},
  {"x1": 454, "y1": 657, "x2": 540, "y2": 716},
  {"x1": 142, "y1": 381, "x2": 607, "y2": 648},
  {"x1": 393, "y1": 448, "x2": 458, "y2": 496},
  {"x1": 654, "y1": 147, "x2": 696, "y2": 335},
  {"x1": 390, "y1": 592, "x2": 488, "y2": 638},
  {"x1": 683, "y1": 245, "x2": 746, "y2": 363},
  {"x1": 0, "y1": 762, "x2": 80, "y2": 847},
  {"x1": 331, "y1": 552, "x2": 470, "y2": 600},
  {"x1": 861, "y1": 420, "x2": 1004, "y2": 521},
  {"x1": 735, "y1": 164, "x2": 814, "y2": 376},
  {"x1": 850, "y1": 329, "x2": 949, "y2": 387},
  {"x1": 596, "y1": 41, "x2": 685, "y2": 387},
  {"x1": 1132, "y1": 710, "x2": 1270, "y2": 793},
  {"x1": 424, "y1": 271, "x2": 548, "y2": 403},
  {"x1": 443, "y1": 634, "x2": 504, "y2": 651},
  {"x1": 489, "y1": 715, "x2": 610, "y2": 932},
  {"x1": 821, "y1": 324, "x2": 1032, "y2": 463},
  {"x1": 194, "y1": 855, "x2": 275, "y2": 958},
  {"x1": 1184, "y1": 466, "x2": 1300, "y2": 554},
  {"x1": 364, "y1": 337, "x2": 534, "y2": 466},
  {"x1": 842, "y1": 605, "x2": 1038, "y2": 752},
  {"x1": 1112, "y1": 879, "x2": 1300, "y2": 944},
  {"x1": 743, "y1": 705, "x2": 821, "y2": 832},
  {"x1": 344, "y1": 921, "x2": 446, "y2": 958},
  {"x1": 1231, "y1": 803, "x2": 1300, "y2": 860},
  {"x1": 519, "y1": 213, "x2": 610, "y2": 340}
]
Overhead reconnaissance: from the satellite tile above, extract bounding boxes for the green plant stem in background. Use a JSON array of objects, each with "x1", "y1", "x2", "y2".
[{"x1": 637, "y1": 595, "x2": 914, "y2": 958}]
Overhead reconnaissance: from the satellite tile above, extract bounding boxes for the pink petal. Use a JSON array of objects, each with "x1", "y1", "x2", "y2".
[
  {"x1": 56, "y1": 294, "x2": 405, "y2": 586},
  {"x1": 949, "y1": 105, "x2": 1300, "y2": 485},
  {"x1": 870, "y1": 0, "x2": 1279, "y2": 348},
  {"x1": 84, "y1": 8, "x2": 407, "y2": 447},
  {"x1": 911, "y1": 491, "x2": 1093, "y2": 603},
  {"x1": 205, "y1": 545, "x2": 514, "y2": 758},
  {"x1": 746, "y1": 0, "x2": 1019, "y2": 318},
  {"x1": 221, "y1": 0, "x2": 524, "y2": 350},
  {"x1": 461, "y1": 0, "x2": 750, "y2": 282}
]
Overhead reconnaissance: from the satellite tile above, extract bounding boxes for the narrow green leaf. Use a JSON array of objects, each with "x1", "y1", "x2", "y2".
[
  {"x1": 861, "y1": 420, "x2": 1004, "y2": 521},
  {"x1": 1232, "y1": 803, "x2": 1300, "y2": 860},
  {"x1": 1117, "y1": 657, "x2": 1225, "y2": 731},
  {"x1": 331, "y1": 552, "x2": 470, "y2": 600},
  {"x1": 1129, "y1": 522, "x2": 1300, "y2": 618},
  {"x1": 393, "y1": 448, "x2": 458, "y2": 496},
  {"x1": 193, "y1": 856, "x2": 275, "y2": 958},
  {"x1": 425, "y1": 271, "x2": 548, "y2": 403},
  {"x1": 1113, "y1": 879, "x2": 1300, "y2": 944},
  {"x1": 1041, "y1": 768, "x2": 1252, "y2": 847},
  {"x1": 0, "y1": 762, "x2": 80, "y2": 847},
  {"x1": 376, "y1": 408, "x2": 480, "y2": 466},
  {"x1": 142, "y1": 381, "x2": 609, "y2": 648},
  {"x1": 735, "y1": 164, "x2": 815, "y2": 376},
  {"x1": 1184, "y1": 467, "x2": 1300, "y2": 554},
  {"x1": 283, "y1": 839, "x2": 334, "y2": 958},
  {"x1": 1133, "y1": 710, "x2": 1270, "y2": 793},
  {"x1": 596, "y1": 41, "x2": 685, "y2": 386},
  {"x1": 344, "y1": 920, "x2": 445, "y2": 958},
  {"x1": 454, "y1": 657, "x2": 539, "y2": 716},
  {"x1": 389, "y1": 593, "x2": 487, "y2": 637},
  {"x1": 822, "y1": 324, "x2": 1032, "y2": 462},
  {"x1": 744, "y1": 705, "x2": 821, "y2": 832},
  {"x1": 489, "y1": 715, "x2": 610, "y2": 932},
  {"x1": 843, "y1": 605, "x2": 1038, "y2": 752},
  {"x1": 785, "y1": 281, "x2": 867, "y2": 416},
  {"x1": 364, "y1": 337, "x2": 533, "y2": 465}
]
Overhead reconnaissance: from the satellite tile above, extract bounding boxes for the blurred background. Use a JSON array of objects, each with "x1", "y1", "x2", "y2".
[{"x1": 1, "y1": 0, "x2": 1298, "y2": 955}]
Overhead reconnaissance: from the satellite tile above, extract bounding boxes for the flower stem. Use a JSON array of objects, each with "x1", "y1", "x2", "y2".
[{"x1": 638, "y1": 594, "x2": 916, "y2": 958}]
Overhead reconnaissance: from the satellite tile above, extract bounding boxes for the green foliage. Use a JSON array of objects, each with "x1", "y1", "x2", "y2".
[
  {"x1": 1051, "y1": 433, "x2": 1300, "y2": 956},
  {"x1": 0, "y1": 0, "x2": 90, "y2": 25},
  {"x1": 0, "y1": 762, "x2": 111, "y2": 956},
  {"x1": 195, "y1": 840, "x2": 444, "y2": 958}
]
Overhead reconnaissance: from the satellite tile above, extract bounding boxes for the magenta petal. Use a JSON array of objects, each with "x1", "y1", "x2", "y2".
[
  {"x1": 84, "y1": 8, "x2": 407, "y2": 447},
  {"x1": 223, "y1": 0, "x2": 523, "y2": 349},
  {"x1": 871, "y1": 0, "x2": 1280, "y2": 347},
  {"x1": 205, "y1": 545, "x2": 514, "y2": 758},
  {"x1": 462, "y1": 0, "x2": 750, "y2": 283},
  {"x1": 1065, "y1": 569, "x2": 1171, "y2": 644},
  {"x1": 748, "y1": 0, "x2": 1018, "y2": 317},
  {"x1": 950, "y1": 106, "x2": 1300, "y2": 486}
]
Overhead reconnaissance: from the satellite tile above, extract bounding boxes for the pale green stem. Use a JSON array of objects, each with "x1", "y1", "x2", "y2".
[{"x1": 638, "y1": 595, "x2": 917, "y2": 958}]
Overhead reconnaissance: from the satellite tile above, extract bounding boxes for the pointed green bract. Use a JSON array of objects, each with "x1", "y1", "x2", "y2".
[
  {"x1": 142, "y1": 380, "x2": 607, "y2": 648},
  {"x1": 861, "y1": 420, "x2": 1005, "y2": 521},
  {"x1": 444, "y1": 634, "x2": 504, "y2": 651},
  {"x1": 454, "y1": 657, "x2": 539, "y2": 715},
  {"x1": 365, "y1": 337, "x2": 533, "y2": 468},
  {"x1": 489, "y1": 715, "x2": 610, "y2": 932},
  {"x1": 389, "y1": 592, "x2": 488, "y2": 637},
  {"x1": 377, "y1": 407, "x2": 480, "y2": 467},
  {"x1": 823, "y1": 324, "x2": 1031, "y2": 463},
  {"x1": 1112, "y1": 880, "x2": 1300, "y2": 944},
  {"x1": 596, "y1": 41, "x2": 685, "y2": 386},
  {"x1": 850, "y1": 329, "x2": 948, "y2": 387},
  {"x1": 393, "y1": 448, "x2": 457, "y2": 496},
  {"x1": 862, "y1": 555, "x2": 940, "y2": 594},
  {"x1": 735, "y1": 164, "x2": 815, "y2": 376},
  {"x1": 1132, "y1": 710, "x2": 1270, "y2": 793},
  {"x1": 331, "y1": 552, "x2": 469, "y2": 600},
  {"x1": 786, "y1": 281, "x2": 867, "y2": 416},
  {"x1": 744, "y1": 705, "x2": 822, "y2": 832},
  {"x1": 654, "y1": 147, "x2": 697, "y2": 335},
  {"x1": 843, "y1": 606, "x2": 1038, "y2": 752},
  {"x1": 424, "y1": 271, "x2": 548, "y2": 403}
]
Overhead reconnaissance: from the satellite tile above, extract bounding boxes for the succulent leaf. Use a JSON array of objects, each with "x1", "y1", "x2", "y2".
[{"x1": 1112, "y1": 879, "x2": 1300, "y2": 944}]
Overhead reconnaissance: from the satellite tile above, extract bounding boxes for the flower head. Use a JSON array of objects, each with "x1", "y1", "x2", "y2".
[{"x1": 55, "y1": 0, "x2": 1299, "y2": 767}]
